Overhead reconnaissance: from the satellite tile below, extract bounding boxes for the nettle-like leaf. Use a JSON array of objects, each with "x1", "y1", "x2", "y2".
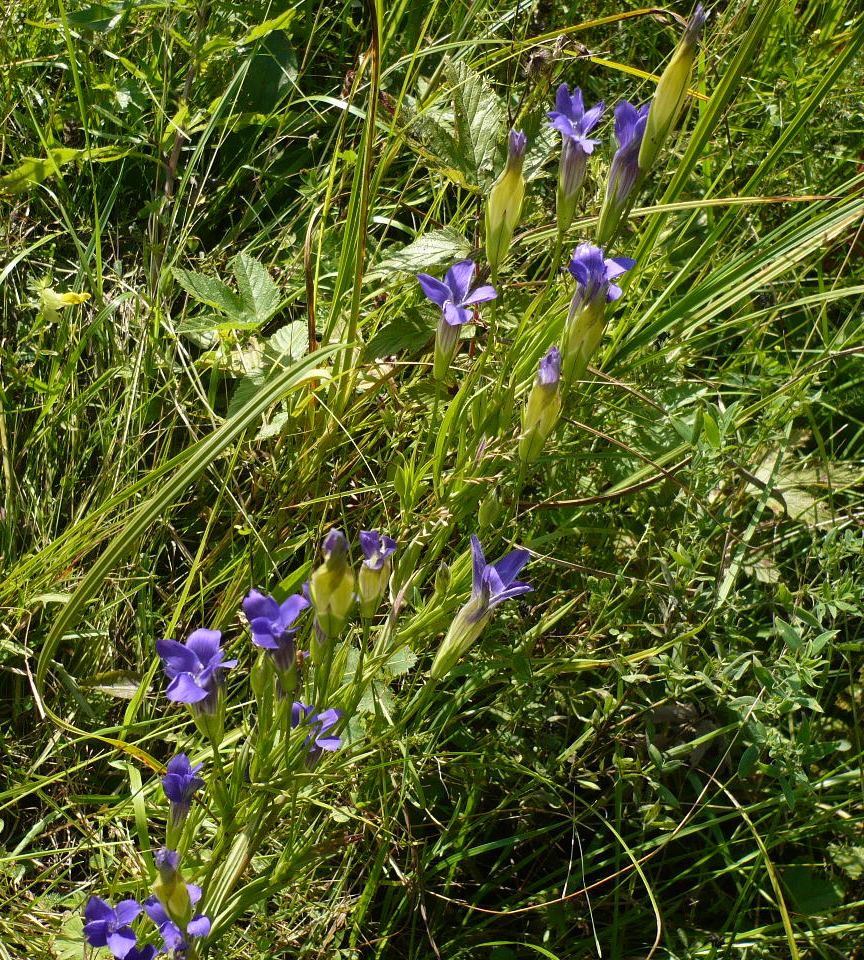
[
  {"x1": 446, "y1": 60, "x2": 505, "y2": 189},
  {"x1": 232, "y1": 252, "x2": 281, "y2": 323},
  {"x1": 373, "y1": 227, "x2": 473, "y2": 277},
  {"x1": 265, "y1": 321, "x2": 308, "y2": 369},
  {"x1": 228, "y1": 321, "x2": 312, "y2": 425},
  {"x1": 409, "y1": 61, "x2": 505, "y2": 191},
  {"x1": 173, "y1": 268, "x2": 244, "y2": 316},
  {"x1": 172, "y1": 254, "x2": 283, "y2": 334}
]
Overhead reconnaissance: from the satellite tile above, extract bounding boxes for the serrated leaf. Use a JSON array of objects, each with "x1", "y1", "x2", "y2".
[
  {"x1": 227, "y1": 373, "x2": 266, "y2": 419},
  {"x1": 384, "y1": 645, "x2": 417, "y2": 677},
  {"x1": 255, "y1": 410, "x2": 291, "y2": 440},
  {"x1": 445, "y1": 60, "x2": 506, "y2": 188},
  {"x1": 52, "y1": 912, "x2": 85, "y2": 960},
  {"x1": 266, "y1": 321, "x2": 308, "y2": 368},
  {"x1": 374, "y1": 227, "x2": 472, "y2": 278},
  {"x1": 172, "y1": 268, "x2": 244, "y2": 316},
  {"x1": 231, "y1": 252, "x2": 281, "y2": 322},
  {"x1": 364, "y1": 311, "x2": 435, "y2": 359}
]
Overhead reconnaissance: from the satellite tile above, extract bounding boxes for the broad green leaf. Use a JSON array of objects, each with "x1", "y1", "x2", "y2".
[
  {"x1": 384, "y1": 645, "x2": 418, "y2": 677},
  {"x1": 445, "y1": 59, "x2": 506, "y2": 188},
  {"x1": 65, "y1": 1, "x2": 127, "y2": 32},
  {"x1": 373, "y1": 227, "x2": 473, "y2": 277},
  {"x1": 364, "y1": 311, "x2": 435, "y2": 359},
  {"x1": 172, "y1": 268, "x2": 244, "y2": 316},
  {"x1": 52, "y1": 912, "x2": 85, "y2": 960},
  {"x1": 266, "y1": 321, "x2": 308, "y2": 368},
  {"x1": 231, "y1": 252, "x2": 281, "y2": 322},
  {"x1": 227, "y1": 373, "x2": 266, "y2": 419},
  {"x1": 254, "y1": 411, "x2": 291, "y2": 440},
  {"x1": 240, "y1": 9, "x2": 296, "y2": 44}
]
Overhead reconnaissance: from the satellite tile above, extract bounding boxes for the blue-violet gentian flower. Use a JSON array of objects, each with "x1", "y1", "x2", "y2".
[
  {"x1": 155, "y1": 629, "x2": 236, "y2": 714},
  {"x1": 358, "y1": 530, "x2": 397, "y2": 618},
  {"x1": 83, "y1": 896, "x2": 142, "y2": 959},
  {"x1": 430, "y1": 535, "x2": 532, "y2": 679},
  {"x1": 161, "y1": 753, "x2": 204, "y2": 839},
  {"x1": 243, "y1": 588, "x2": 310, "y2": 674},
  {"x1": 562, "y1": 243, "x2": 636, "y2": 383},
  {"x1": 567, "y1": 242, "x2": 636, "y2": 309},
  {"x1": 596, "y1": 100, "x2": 649, "y2": 245},
  {"x1": 547, "y1": 84, "x2": 604, "y2": 234},
  {"x1": 292, "y1": 702, "x2": 344, "y2": 760},
  {"x1": 417, "y1": 260, "x2": 497, "y2": 381}
]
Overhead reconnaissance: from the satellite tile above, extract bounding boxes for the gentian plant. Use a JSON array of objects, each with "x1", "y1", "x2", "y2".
[
  {"x1": 562, "y1": 242, "x2": 635, "y2": 386},
  {"x1": 417, "y1": 260, "x2": 497, "y2": 380},
  {"x1": 548, "y1": 84, "x2": 604, "y2": 238},
  {"x1": 431, "y1": 535, "x2": 532, "y2": 679}
]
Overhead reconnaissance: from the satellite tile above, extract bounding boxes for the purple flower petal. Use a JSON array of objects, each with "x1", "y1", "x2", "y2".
[
  {"x1": 291, "y1": 701, "x2": 314, "y2": 728},
  {"x1": 492, "y1": 548, "x2": 531, "y2": 587},
  {"x1": 83, "y1": 920, "x2": 110, "y2": 947},
  {"x1": 249, "y1": 618, "x2": 281, "y2": 649},
  {"x1": 143, "y1": 896, "x2": 170, "y2": 927},
  {"x1": 185, "y1": 629, "x2": 222, "y2": 665},
  {"x1": 548, "y1": 113, "x2": 577, "y2": 139},
  {"x1": 113, "y1": 899, "x2": 142, "y2": 928},
  {"x1": 316, "y1": 735, "x2": 343, "y2": 752},
  {"x1": 85, "y1": 896, "x2": 114, "y2": 924},
  {"x1": 158, "y1": 920, "x2": 185, "y2": 950},
  {"x1": 554, "y1": 82, "x2": 571, "y2": 116},
  {"x1": 155, "y1": 639, "x2": 199, "y2": 679},
  {"x1": 416, "y1": 273, "x2": 451, "y2": 307},
  {"x1": 278, "y1": 593, "x2": 310, "y2": 625},
  {"x1": 605, "y1": 256, "x2": 636, "y2": 280},
  {"x1": 187, "y1": 884, "x2": 203, "y2": 906},
  {"x1": 537, "y1": 346, "x2": 561, "y2": 387},
  {"x1": 165, "y1": 673, "x2": 209, "y2": 704},
  {"x1": 444, "y1": 260, "x2": 476, "y2": 305},
  {"x1": 582, "y1": 101, "x2": 605, "y2": 133},
  {"x1": 443, "y1": 302, "x2": 471, "y2": 327},
  {"x1": 187, "y1": 914, "x2": 211, "y2": 938},
  {"x1": 508, "y1": 129, "x2": 527, "y2": 160},
  {"x1": 106, "y1": 927, "x2": 138, "y2": 960},
  {"x1": 488, "y1": 581, "x2": 533, "y2": 608},
  {"x1": 460, "y1": 284, "x2": 497, "y2": 307},
  {"x1": 242, "y1": 589, "x2": 280, "y2": 624}
]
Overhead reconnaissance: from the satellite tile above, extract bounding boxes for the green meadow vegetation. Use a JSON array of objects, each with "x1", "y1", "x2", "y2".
[{"x1": 2, "y1": 0, "x2": 864, "y2": 957}]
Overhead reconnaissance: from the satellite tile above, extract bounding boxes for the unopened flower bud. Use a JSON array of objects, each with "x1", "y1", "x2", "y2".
[
  {"x1": 358, "y1": 530, "x2": 397, "y2": 619},
  {"x1": 435, "y1": 561, "x2": 451, "y2": 595},
  {"x1": 519, "y1": 347, "x2": 562, "y2": 464},
  {"x1": 309, "y1": 529, "x2": 355, "y2": 644},
  {"x1": 638, "y1": 4, "x2": 708, "y2": 174},
  {"x1": 152, "y1": 849, "x2": 192, "y2": 927},
  {"x1": 485, "y1": 130, "x2": 527, "y2": 278},
  {"x1": 478, "y1": 488, "x2": 501, "y2": 529}
]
